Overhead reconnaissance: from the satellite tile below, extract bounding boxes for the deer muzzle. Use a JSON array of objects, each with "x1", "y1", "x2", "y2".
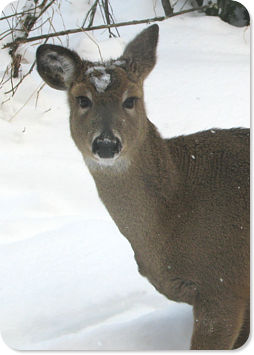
[{"x1": 92, "y1": 130, "x2": 122, "y2": 159}]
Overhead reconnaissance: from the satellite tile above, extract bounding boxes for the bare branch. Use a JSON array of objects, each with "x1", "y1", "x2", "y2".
[
  {"x1": 107, "y1": 0, "x2": 120, "y2": 37},
  {"x1": 102, "y1": 0, "x2": 115, "y2": 37},
  {"x1": 35, "y1": 82, "x2": 46, "y2": 107},
  {"x1": 4, "y1": 59, "x2": 36, "y2": 95},
  {"x1": 0, "y1": 28, "x2": 13, "y2": 41},
  {"x1": 82, "y1": 0, "x2": 99, "y2": 28},
  {"x1": 8, "y1": 0, "x2": 56, "y2": 78},
  {"x1": 161, "y1": 0, "x2": 173, "y2": 16},
  {"x1": 8, "y1": 81, "x2": 45, "y2": 121},
  {"x1": 0, "y1": 66, "x2": 9, "y2": 87},
  {"x1": 0, "y1": 0, "x2": 53, "y2": 21},
  {"x1": 35, "y1": 0, "x2": 56, "y2": 23},
  {"x1": 80, "y1": 27, "x2": 103, "y2": 61},
  {"x1": 3, "y1": 37, "x2": 48, "y2": 97},
  {"x1": 3, "y1": 5, "x2": 209, "y2": 49}
]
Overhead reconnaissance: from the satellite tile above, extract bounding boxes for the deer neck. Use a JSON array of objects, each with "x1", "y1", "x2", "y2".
[{"x1": 86, "y1": 119, "x2": 179, "y2": 245}]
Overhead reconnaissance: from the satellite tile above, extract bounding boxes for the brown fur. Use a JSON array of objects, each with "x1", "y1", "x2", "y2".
[{"x1": 36, "y1": 25, "x2": 250, "y2": 349}]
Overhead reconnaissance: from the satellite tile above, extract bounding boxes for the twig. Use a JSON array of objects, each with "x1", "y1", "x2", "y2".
[
  {"x1": 82, "y1": 0, "x2": 99, "y2": 28},
  {"x1": 0, "y1": 66, "x2": 10, "y2": 86},
  {"x1": 1, "y1": 97, "x2": 11, "y2": 106},
  {"x1": 4, "y1": 60, "x2": 36, "y2": 95},
  {"x1": 4, "y1": 37, "x2": 49, "y2": 96},
  {"x1": 55, "y1": 2, "x2": 69, "y2": 46},
  {"x1": 35, "y1": 0, "x2": 56, "y2": 23},
  {"x1": 0, "y1": 28, "x2": 12, "y2": 39},
  {"x1": 3, "y1": 6, "x2": 209, "y2": 49},
  {"x1": 48, "y1": 16, "x2": 63, "y2": 45},
  {"x1": 29, "y1": 16, "x2": 50, "y2": 32},
  {"x1": 1, "y1": 10, "x2": 14, "y2": 41},
  {"x1": 0, "y1": 29, "x2": 13, "y2": 41},
  {"x1": 8, "y1": 81, "x2": 44, "y2": 121},
  {"x1": 80, "y1": 27, "x2": 103, "y2": 61},
  {"x1": 0, "y1": 0, "x2": 53, "y2": 21},
  {"x1": 107, "y1": 0, "x2": 120, "y2": 37},
  {"x1": 102, "y1": 0, "x2": 115, "y2": 37},
  {"x1": 161, "y1": 0, "x2": 173, "y2": 16},
  {"x1": 179, "y1": 0, "x2": 189, "y2": 11},
  {"x1": 35, "y1": 82, "x2": 45, "y2": 107},
  {"x1": 98, "y1": 1, "x2": 107, "y2": 29},
  {"x1": 8, "y1": 0, "x2": 56, "y2": 78}
]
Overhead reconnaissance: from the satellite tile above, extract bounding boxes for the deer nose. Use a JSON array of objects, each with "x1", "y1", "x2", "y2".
[{"x1": 92, "y1": 131, "x2": 122, "y2": 159}]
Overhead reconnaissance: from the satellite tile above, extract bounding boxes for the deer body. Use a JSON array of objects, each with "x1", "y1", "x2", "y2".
[{"x1": 36, "y1": 25, "x2": 250, "y2": 349}]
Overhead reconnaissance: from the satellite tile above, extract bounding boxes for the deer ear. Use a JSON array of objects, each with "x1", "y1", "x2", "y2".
[
  {"x1": 121, "y1": 24, "x2": 159, "y2": 80},
  {"x1": 36, "y1": 44, "x2": 83, "y2": 90}
]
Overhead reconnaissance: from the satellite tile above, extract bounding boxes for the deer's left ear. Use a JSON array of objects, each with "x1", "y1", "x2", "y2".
[
  {"x1": 36, "y1": 44, "x2": 83, "y2": 90},
  {"x1": 121, "y1": 24, "x2": 159, "y2": 80}
]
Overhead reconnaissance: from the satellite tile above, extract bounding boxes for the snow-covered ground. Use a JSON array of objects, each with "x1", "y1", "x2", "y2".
[{"x1": 0, "y1": 0, "x2": 250, "y2": 350}]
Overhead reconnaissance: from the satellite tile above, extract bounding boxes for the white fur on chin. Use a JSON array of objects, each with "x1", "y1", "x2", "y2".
[{"x1": 84, "y1": 154, "x2": 130, "y2": 173}]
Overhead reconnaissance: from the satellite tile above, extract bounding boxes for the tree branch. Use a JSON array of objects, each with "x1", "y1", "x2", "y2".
[
  {"x1": 161, "y1": 0, "x2": 173, "y2": 16},
  {"x1": 82, "y1": 0, "x2": 99, "y2": 28},
  {"x1": 3, "y1": 5, "x2": 209, "y2": 49},
  {"x1": 8, "y1": 0, "x2": 56, "y2": 78},
  {"x1": 0, "y1": 0, "x2": 53, "y2": 21},
  {"x1": 102, "y1": 0, "x2": 115, "y2": 37}
]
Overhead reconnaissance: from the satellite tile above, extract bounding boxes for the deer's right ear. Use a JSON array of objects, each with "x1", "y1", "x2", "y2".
[{"x1": 36, "y1": 44, "x2": 83, "y2": 90}]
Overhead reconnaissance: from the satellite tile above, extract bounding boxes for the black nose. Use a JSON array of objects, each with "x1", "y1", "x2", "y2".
[{"x1": 92, "y1": 131, "x2": 122, "y2": 159}]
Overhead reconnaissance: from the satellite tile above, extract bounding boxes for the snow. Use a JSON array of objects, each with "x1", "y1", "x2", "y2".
[
  {"x1": 86, "y1": 66, "x2": 111, "y2": 93},
  {"x1": 12, "y1": 0, "x2": 38, "y2": 40},
  {"x1": 85, "y1": 59, "x2": 126, "y2": 93},
  {"x1": 0, "y1": 0, "x2": 250, "y2": 351},
  {"x1": 113, "y1": 60, "x2": 126, "y2": 67}
]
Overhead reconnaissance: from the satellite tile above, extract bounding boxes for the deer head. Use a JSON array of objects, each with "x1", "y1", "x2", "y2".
[{"x1": 36, "y1": 25, "x2": 159, "y2": 171}]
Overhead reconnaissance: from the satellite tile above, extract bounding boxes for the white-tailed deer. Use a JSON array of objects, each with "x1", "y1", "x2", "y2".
[{"x1": 36, "y1": 25, "x2": 249, "y2": 350}]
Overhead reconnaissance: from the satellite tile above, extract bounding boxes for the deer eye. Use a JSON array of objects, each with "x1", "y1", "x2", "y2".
[
  {"x1": 123, "y1": 97, "x2": 137, "y2": 109},
  {"x1": 76, "y1": 96, "x2": 92, "y2": 109}
]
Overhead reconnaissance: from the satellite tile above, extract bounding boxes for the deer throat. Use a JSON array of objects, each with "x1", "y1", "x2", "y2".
[{"x1": 89, "y1": 126, "x2": 178, "y2": 245}]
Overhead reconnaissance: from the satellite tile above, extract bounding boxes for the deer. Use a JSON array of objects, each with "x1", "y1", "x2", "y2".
[{"x1": 36, "y1": 24, "x2": 249, "y2": 350}]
